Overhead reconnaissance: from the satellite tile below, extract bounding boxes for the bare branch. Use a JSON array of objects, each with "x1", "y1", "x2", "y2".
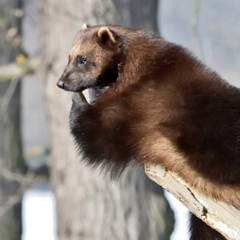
[
  {"x1": 0, "y1": 78, "x2": 20, "y2": 123},
  {"x1": 145, "y1": 164, "x2": 240, "y2": 240},
  {"x1": 0, "y1": 166, "x2": 47, "y2": 184},
  {"x1": 0, "y1": 162, "x2": 48, "y2": 216},
  {"x1": 0, "y1": 168, "x2": 27, "y2": 182},
  {"x1": 0, "y1": 194, "x2": 22, "y2": 216},
  {"x1": 0, "y1": 169, "x2": 34, "y2": 216},
  {"x1": 0, "y1": 56, "x2": 41, "y2": 83}
]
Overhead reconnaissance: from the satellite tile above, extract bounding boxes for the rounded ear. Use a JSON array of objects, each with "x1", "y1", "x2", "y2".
[
  {"x1": 97, "y1": 27, "x2": 116, "y2": 46},
  {"x1": 81, "y1": 23, "x2": 89, "y2": 30}
]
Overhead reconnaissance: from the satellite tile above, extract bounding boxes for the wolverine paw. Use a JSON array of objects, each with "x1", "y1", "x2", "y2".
[
  {"x1": 70, "y1": 92, "x2": 89, "y2": 118},
  {"x1": 70, "y1": 93, "x2": 89, "y2": 129}
]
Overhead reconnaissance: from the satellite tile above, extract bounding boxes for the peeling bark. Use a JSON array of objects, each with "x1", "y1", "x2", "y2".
[{"x1": 145, "y1": 164, "x2": 240, "y2": 240}]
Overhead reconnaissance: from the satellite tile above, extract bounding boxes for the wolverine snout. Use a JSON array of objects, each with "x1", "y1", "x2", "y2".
[
  {"x1": 57, "y1": 81, "x2": 65, "y2": 89},
  {"x1": 57, "y1": 73, "x2": 67, "y2": 90},
  {"x1": 57, "y1": 64, "x2": 74, "y2": 91}
]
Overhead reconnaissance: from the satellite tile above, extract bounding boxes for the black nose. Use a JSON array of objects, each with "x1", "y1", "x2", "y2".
[{"x1": 57, "y1": 81, "x2": 64, "y2": 89}]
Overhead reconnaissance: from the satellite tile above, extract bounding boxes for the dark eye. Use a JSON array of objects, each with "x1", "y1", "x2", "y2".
[{"x1": 77, "y1": 56, "x2": 87, "y2": 65}]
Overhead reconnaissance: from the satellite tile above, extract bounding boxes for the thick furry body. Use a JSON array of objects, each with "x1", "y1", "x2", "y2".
[{"x1": 59, "y1": 25, "x2": 240, "y2": 240}]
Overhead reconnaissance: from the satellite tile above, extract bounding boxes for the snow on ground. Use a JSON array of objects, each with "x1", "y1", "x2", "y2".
[{"x1": 22, "y1": 186, "x2": 57, "y2": 240}]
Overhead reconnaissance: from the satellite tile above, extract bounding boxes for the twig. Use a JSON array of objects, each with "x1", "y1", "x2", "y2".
[
  {"x1": 0, "y1": 194, "x2": 22, "y2": 216},
  {"x1": 0, "y1": 166, "x2": 47, "y2": 216},
  {"x1": 0, "y1": 78, "x2": 20, "y2": 123},
  {"x1": 0, "y1": 157, "x2": 48, "y2": 182},
  {"x1": 0, "y1": 55, "x2": 41, "y2": 82},
  {"x1": 0, "y1": 170, "x2": 34, "y2": 216},
  {"x1": 0, "y1": 56, "x2": 41, "y2": 122}
]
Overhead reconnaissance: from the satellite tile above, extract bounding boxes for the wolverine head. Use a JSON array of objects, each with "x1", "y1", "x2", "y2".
[{"x1": 57, "y1": 24, "x2": 125, "y2": 92}]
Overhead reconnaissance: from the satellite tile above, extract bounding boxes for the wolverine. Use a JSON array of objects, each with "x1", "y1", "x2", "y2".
[{"x1": 57, "y1": 24, "x2": 240, "y2": 240}]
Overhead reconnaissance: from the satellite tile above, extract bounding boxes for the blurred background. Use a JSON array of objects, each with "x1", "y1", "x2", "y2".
[{"x1": 0, "y1": 0, "x2": 239, "y2": 239}]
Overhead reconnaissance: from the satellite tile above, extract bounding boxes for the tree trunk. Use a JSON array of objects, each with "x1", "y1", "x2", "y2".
[
  {"x1": 0, "y1": 0, "x2": 24, "y2": 239},
  {"x1": 39, "y1": 0, "x2": 174, "y2": 239}
]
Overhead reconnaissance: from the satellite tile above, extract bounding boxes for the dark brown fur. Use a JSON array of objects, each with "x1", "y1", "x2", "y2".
[{"x1": 58, "y1": 25, "x2": 240, "y2": 240}]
